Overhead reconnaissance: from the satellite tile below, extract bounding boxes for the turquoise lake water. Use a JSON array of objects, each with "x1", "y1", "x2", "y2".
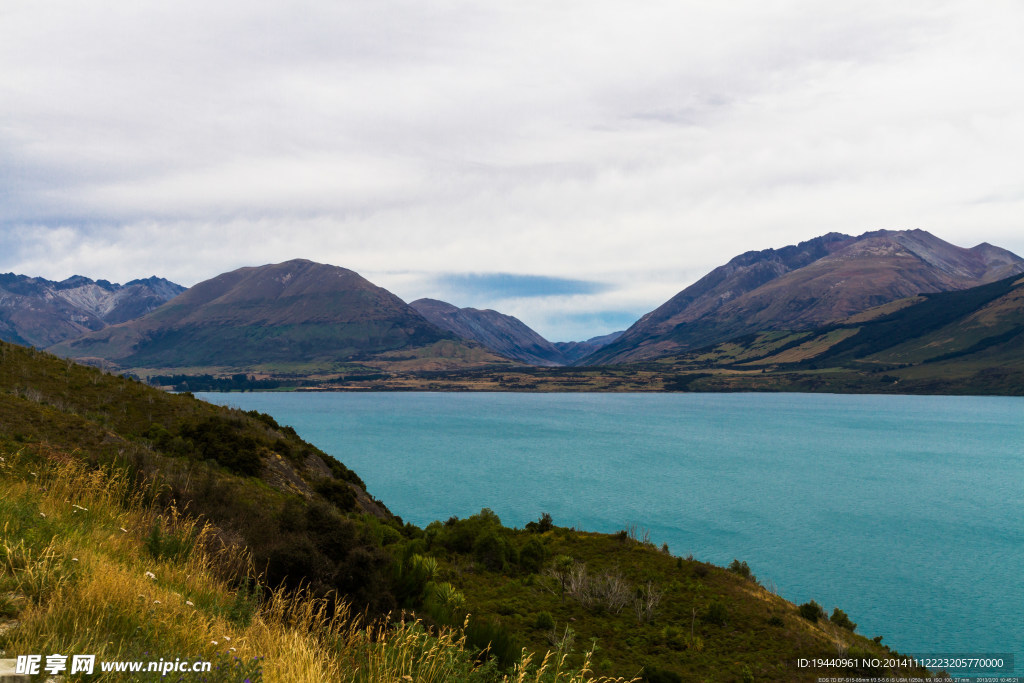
[{"x1": 197, "y1": 391, "x2": 1023, "y2": 672}]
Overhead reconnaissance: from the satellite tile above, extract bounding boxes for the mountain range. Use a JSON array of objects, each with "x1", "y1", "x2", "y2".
[
  {"x1": 410, "y1": 298, "x2": 622, "y2": 366},
  {"x1": 49, "y1": 259, "x2": 513, "y2": 372},
  {"x1": 9, "y1": 228, "x2": 1023, "y2": 388},
  {"x1": 0, "y1": 273, "x2": 184, "y2": 348},
  {"x1": 583, "y1": 229, "x2": 1024, "y2": 364}
]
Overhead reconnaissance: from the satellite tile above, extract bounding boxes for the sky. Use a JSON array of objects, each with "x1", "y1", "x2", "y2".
[{"x1": 2, "y1": 1, "x2": 1023, "y2": 341}]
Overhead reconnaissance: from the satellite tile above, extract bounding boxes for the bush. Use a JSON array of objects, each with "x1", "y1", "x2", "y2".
[
  {"x1": 799, "y1": 600, "x2": 825, "y2": 623},
  {"x1": 533, "y1": 611, "x2": 555, "y2": 630},
  {"x1": 180, "y1": 416, "x2": 261, "y2": 476},
  {"x1": 703, "y1": 600, "x2": 727, "y2": 626},
  {"x1": 314, "y1": 478, "x2": 356, "y2": 511},
  {"x1": 473, "y1": 531, "x2": 508, "y2": 572},
  {"x1": 830, "y1": 607, "x2": 857, "y2": 631},
  {"x1": 643, "y1": 666, "x2": 682, "y2": 683},
  {"x1": 518, "y1": 537, "x2": 546, "y2": 573},
  {"x1": 728, "y1": 559, "x2": 756, "y2": 582}
]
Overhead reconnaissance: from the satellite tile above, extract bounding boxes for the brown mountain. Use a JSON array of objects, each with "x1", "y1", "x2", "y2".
[
  {"x1": 583, "y1": 229, "x2": 1024, "y2": 364},
  {"x1": 49, "y1": 259, "x2": 465, "y2": 371},
  {"x1": 0, "y1": 273, "x2": 184, "y2": 348},
  {"x1": 410, "y1": 298, "x2": 567, "y2": 366}
]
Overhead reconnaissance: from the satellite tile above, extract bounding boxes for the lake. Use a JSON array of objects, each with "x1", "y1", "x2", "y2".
[{"x1": 197, "y1": 391, "x2": 1023, "y2": 673}]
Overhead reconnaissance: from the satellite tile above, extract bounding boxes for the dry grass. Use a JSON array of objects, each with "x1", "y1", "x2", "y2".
[{"x1": 0, "y1": 448, "x2": 633, "y2": 682}]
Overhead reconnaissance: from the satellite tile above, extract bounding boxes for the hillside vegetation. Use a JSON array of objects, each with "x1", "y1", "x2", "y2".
[{"x1": 1, "y1": 340, "x2": 932, "y2": 680}]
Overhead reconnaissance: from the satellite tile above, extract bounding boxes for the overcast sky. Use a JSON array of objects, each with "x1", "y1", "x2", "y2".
[{"x1": 3, "y1": 1, "x2": 1023, "y2": 340}]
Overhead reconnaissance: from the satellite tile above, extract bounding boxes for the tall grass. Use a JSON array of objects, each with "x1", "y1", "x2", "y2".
[{"x1": 0, "y1": 447, "x2": 632, "y2": 682}]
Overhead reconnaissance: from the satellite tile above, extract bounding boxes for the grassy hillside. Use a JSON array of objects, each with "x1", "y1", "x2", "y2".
[
  {"x1": 0, "y1": 450, "x2": 622, "y2": 682},
  {"x1": 0, "y1": 340, "x2": 933, "y2": 680}
]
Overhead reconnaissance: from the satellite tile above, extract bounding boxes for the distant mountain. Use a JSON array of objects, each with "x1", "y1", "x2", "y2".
[
  {"x1": 410, "y1": 298, "x2": 568, "y2": 366},
  {"x1": 49, "y1": 260, "x2": 494, "y2": 371},
  {"x1": 553, "y1": 331, "x2": 624, "y2": 364},
  {"x1": 409, "y1": 299, "x2": 624, "y2": 366},
  {"x1": 583, "y1": 230, "x2": 1024, "y2": 364},
  {"x1": 657, "y1": 273, "x2": 1024, "y2": 394},
  {"x1": 0, "y1": 273, "x2": 185, "y2": 348}
]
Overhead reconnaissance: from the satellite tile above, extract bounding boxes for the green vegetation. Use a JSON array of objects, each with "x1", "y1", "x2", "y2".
[
  {"x1": 0, "y1": 450, "x2": 623, "y2": 682},
  {"x1": 0, "y1": 339, "x2": 934, "y2": 680}
]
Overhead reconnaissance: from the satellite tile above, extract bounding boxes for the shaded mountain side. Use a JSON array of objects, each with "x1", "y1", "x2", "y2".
[
  {"x1": 48, "y1": 260, "x2": 471, "y2": 372},
  {"x1": 583, "y1": 229, "x2": 1024, "y2": 364},
  {"x1": 410, "y1": 298, "x2": 568, "y2": 365},
  {"x1": 0, "y1": 273, "x2": 185, "y2": 347}
]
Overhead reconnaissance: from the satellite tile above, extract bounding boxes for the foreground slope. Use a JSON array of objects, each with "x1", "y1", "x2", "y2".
[
  {"x1": 0, "y1": 273, "x2": 184, "y2": 348},
  {"x1": 0, "y1": 341, "x2": 932, "y2": 680},
  {"x1": 49, "y1": 260, "x2": 507, "y2": 374},
  {"x1": 585, "y1": 229, "x2": 1024, "y2": 364}
]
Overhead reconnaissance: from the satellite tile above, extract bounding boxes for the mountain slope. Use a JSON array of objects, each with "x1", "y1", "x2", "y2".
[
  {"x1": 410, "y1": 298, "x2": 568, "y2": 366},
  {"x1": 584, "y1": 230, "x2": 1024, "y2": 364},
  {"x1": 653, "y1": 274, "x2": 1024, "y2": 395},
  {"x1": 49, "y1": 260, "x2": 471, "y2": 371},
  {"x1": 0, "y1": 273, "x2": 185, "y2": 347}
]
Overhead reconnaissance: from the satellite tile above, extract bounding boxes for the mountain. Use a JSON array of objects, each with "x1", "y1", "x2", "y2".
[
  {"x1": 583, "y1": 229, "x2": 1024, "y2": 364},
  {"x1": 410, "y1": 298, "x2": 569, "y2": 366},
  {"x1": 0, "y1": 273, "x2": 185, "y2": 347},
  {"x1": 553, "y1": 331, "x2": 624, "y2": 364},
  {"x1": 655, "y1": 273, "x2": 1024, "y2": 395},
  {"x1": 49, "y1": 259, "x2": 489, "y2": 372}
]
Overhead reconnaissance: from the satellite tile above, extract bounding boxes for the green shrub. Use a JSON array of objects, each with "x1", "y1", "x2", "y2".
[
  {"x1": 727, "y1": 559, "x2": 756, "y2": 582},
  {"x1": 643, "y1": 666, "x2": 682, "y2": 683},
  {"x1": 703, "y1": 600, "x2": 727, "y2": 626},
  {"x1": 533, "y1": 611, "x2": 555, "y2": 631},
  {"x1": 799, "y1": 600, "x2": 825, "y2": 622},
  {"x1": 473, "y1": 531, "x2": 508, "y2": 572},
  {"x1": 314, "y1": 478, "x2": 356, "y2": 511},
  {"x1": 518, "y1": 537, "x2": 546, "y2": 573},
  {"x1": 179, "y1": 416, "x2": 261, "y2": 476},
  {"x1": 830, "y1": 607, "x2": 857, "y2": 631}
]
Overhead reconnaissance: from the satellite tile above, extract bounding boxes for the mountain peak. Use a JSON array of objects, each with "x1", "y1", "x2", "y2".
[
  {"x1": 583, "y1": 229, "x2": 1024, "y2": 364},
  {"x1": 52, "y1": 260, "x2": 457, "y2": 370}
]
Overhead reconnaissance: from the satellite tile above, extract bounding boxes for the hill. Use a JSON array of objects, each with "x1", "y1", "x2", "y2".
[
  {"x1": 0, "y1": 340, "x2": 931, "y2": 680},
  {"x1": 0, "y1": 273, "x2": 184, "y2": 348},
  {"x1": 411, "y1": 298, "x2": 569, "y2": 366},
  {"x1": 583, "y1": 230, "x2": 1024, "y2": 364},
  {"x1": 48, "y1": 260, "x2": 510, "y2": 375}
]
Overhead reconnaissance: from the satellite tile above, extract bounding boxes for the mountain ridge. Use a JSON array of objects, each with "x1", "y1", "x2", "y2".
[
  {"x1": 0, "y1": 272, "x2": 185, "y2": 348},
  {"x1": 581, "y1": 229, "x2": 1024, "y2": 364},
  {"x1": 48, "y1": 259, "x2": 507, "y2": 372}
]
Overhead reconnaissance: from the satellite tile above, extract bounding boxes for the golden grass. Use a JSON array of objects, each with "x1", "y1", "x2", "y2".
[{"x1": 1, "y1": 448, "x2": 634, "y2": 682}]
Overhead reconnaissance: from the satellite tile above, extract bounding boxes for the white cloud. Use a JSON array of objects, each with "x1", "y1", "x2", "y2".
[{"x1": 2, "y1": 1, "x2": 1023, "y2": 339}]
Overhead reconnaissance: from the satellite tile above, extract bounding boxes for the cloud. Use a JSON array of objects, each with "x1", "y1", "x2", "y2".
[
  {"x1": 431, "y1": 273, "x2": 611, "y2": 301},
  {"x1": 2, "y1": 1, "x2": 1024, "y2": 339}
]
